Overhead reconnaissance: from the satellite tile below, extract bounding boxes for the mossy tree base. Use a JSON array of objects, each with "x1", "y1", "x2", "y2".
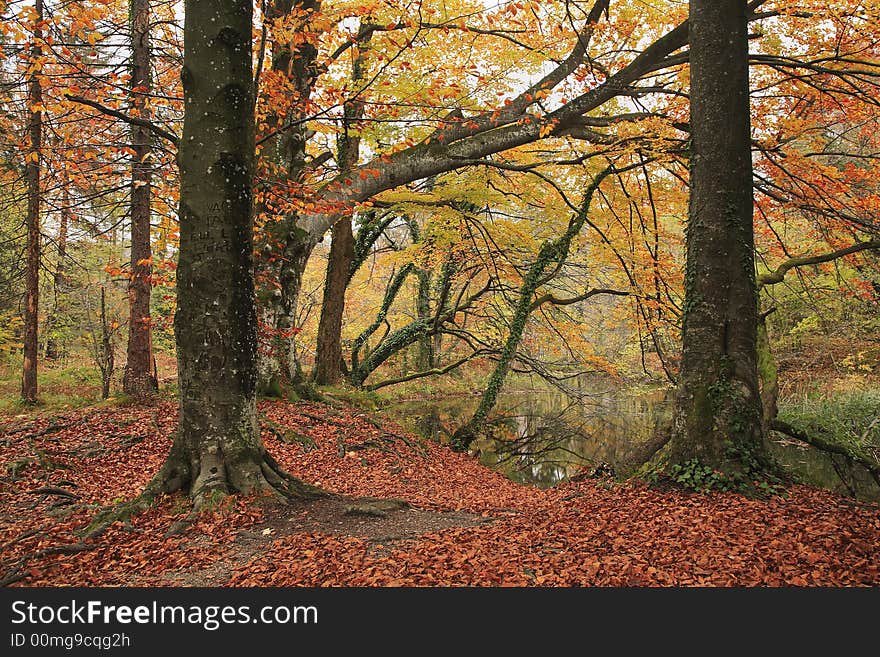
[
  {"x1": 450, "y1": 425, "x2": 477, "y2": 453},
  {"x1": 84, "y1": 439, "x2": 324, "y2": 538}
]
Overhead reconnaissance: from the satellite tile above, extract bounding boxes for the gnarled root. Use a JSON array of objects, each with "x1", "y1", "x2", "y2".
[{"x1": 82, "y1": 444, "x2": 325, "y2": 539}]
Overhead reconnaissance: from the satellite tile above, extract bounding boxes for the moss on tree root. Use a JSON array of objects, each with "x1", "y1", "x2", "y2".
[{"x1": 82, "y1": 447, "x2": 324, "y2": 539}]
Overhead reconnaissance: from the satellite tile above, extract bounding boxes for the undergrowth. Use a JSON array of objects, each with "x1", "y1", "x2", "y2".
[{"x1": 778, "y1": 387, "x2": 880, "y2": 454}]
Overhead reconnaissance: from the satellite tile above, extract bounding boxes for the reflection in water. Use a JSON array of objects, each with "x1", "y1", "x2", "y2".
[
  {"x1": 390, "y1": 384, "x2": 880, "y2": 501},
  {"x1": 392, "y1": 385, "x2": 671, "y2": 486}
]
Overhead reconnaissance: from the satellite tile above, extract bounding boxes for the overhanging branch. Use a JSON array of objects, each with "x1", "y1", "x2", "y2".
[{"x1": 65, "y1": 94, "x2": 179, "y2": 146}]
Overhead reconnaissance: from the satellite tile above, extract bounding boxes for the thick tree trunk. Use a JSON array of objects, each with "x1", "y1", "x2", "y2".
[
  {"x1": 21, "y1": 0, "x2": 43, "y2": 404},
  {"x1": 157, "y1": 0, "x2": 313, "y2": 506},
  {"x1": 44, "y1": 184, "x2": 69, "y2": 361},
  {"x1": 312, "y1": 30, "x2": 368, "y2": 384},
  {"x1": 669, "y1": 0, "x2": 765, "y2": 469},
  {"x1": 313, "y1": 216, "x2": 353, "y2": 384},
  {"x1": 123, "y1": 0, "x2": 158, "y2": 398},
  {"x1": 256, "y1": 0, "x2": 321, "y2": 388}
]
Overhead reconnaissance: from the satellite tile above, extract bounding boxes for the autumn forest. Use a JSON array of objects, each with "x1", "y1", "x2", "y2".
[{"x1": 1, "y1": 0, "x2": 879, "y2": 588}]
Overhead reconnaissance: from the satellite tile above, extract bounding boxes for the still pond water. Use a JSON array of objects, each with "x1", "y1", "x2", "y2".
[{"x1": 388, "y1": 382, "x2": 879, "y2": 501}]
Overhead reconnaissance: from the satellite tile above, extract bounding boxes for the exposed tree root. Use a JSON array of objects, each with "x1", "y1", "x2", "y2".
[
  {"x1": 259, "y1": 412, "x2": 316, "y2": 450},
  {"x1": 292, "y1": 407, "x2": 428, "y2": 457},
  {"x1": 82, "y1": 446, "x2": 326, "y2": 539},
  {"x1": 450, "y1": 425, "x2": 477, "y2": 453},
  {"x1": 0, "y1": 409, "x2": 102, "y2": 443},
  {"x1": 622, "y1": 428, "x2": 672, "y2": 475},
  {"x1": 289, "y1": 378, "x2": 328, "y2": 403},
  {"x1": 1, "y1": 542, "x2": 96, "y2": 586}
]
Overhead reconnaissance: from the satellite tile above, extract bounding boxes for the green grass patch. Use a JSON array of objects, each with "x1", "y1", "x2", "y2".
[{"x1": 778, "y1": 386, "x2": 880, "y2": 454}]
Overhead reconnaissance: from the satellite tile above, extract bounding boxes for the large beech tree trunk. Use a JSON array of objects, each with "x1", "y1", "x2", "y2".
[
  {"x1": 21, "y1": 0, "x2": 43, "y2": 404},
  {"x1": 123, "y1": 0, "x2": 158, "y2": 398},
  {"x1": 153, "y1": 0, "x2": 313, "y2": 506},
  {"x1": 669, "y1": 0, "x2": 766, "y2": 469}
]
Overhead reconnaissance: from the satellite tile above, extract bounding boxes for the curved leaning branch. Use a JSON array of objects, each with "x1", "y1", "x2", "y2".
[
  {"x1": 770, "y1": 419, "x2": 880, "y2": 489},
  {"x1": 451, "y1": 164, "x2": 622, "y2": 451},
  {"x1": 757, "y1": 239, "x2": 880, "y2": 289}
]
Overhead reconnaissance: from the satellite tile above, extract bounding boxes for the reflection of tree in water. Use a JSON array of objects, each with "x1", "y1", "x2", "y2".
[
  {"x1": 482, "y1": 393, "x2": 673, "y2": 486},
  {"x1": 398, "y1": 389, "x2": 673, "y2": 486},
  {"x1": 769, "y1": 439, "x2": 880, "y2": 502},
  {"x1": 396, "y1": 388, "x2": 880, "y2": 499}
]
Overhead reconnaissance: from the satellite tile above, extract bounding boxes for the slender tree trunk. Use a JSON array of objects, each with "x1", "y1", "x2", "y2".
[
  {"x1": 415, "y1": 269, "x2": 433, "y2": 370},
  {"x1": 256, "y1": 0, "x2": 321, "y2": 388},
  {"x1": 44, "y1": 184, "x2": 69, "y2": 361},
  {"x1": 21, "y1": 0, "x2": 43, "y2": 404},
  {"x1": 432, "y1": 259, "x2": 456, "y2": 368},
  {"x1": 756, "y1": 310, "x2": 778, "y2": 428},
  {"x1": 452, "y1": 168, "x2": 612, "y2": 451},
  {"x1": 669, "y1": 0, "x2": 765, "y2": 469},
  {"x1": 275, "y1": 232, "x2": 314, "y2": 380},
  {"x1": 312, "y1": 27, "x2": 369, "y2": 384},
  {"x1": 123, "y1": 0, "x2": 158, "y2": 398},
  {"x1": 100, "y1": 287, "x2": 114, "y2": 399},
  {"x1": 313, "y1": 216, "x2": 353, "y2": 384},
  {"x1": 152, "y1": 0, "x2": 312, "y2": 506}
]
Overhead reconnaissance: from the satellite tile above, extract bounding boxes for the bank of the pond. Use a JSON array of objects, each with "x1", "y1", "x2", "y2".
[{"x1": 383, "y1": 379, "x2": 880, "y2": 501}]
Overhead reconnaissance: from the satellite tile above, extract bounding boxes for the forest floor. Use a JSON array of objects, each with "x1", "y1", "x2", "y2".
[{"x1": 1, "y1": 398, "x2": 879, "y2": 587}]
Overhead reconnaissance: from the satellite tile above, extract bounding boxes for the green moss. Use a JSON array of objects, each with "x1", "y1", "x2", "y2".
[
  {"x1": 458, "y1": 166, "x2": 613, "y2": 449},
  {"x1": 198, "y1": 487, "x2": 230, "y2": 511},
  {"x1": 350, "y1": 263, "x2": 417, "y2": 379},
  {"x1": 321, "y1": 384, "x2": 385, "y2": 411},
  {"x1": 756, "y1": 324, "x2": 777, "y2": 384},
  {"x1": 258, "y1": 375, "x2": 284, "y2": 399}
]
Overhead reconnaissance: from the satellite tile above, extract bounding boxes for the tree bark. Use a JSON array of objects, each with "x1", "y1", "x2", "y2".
[
  {"x1": 123, "y1": 0, "x2": 158, "y2": 398},
  {"x1": 44, "y1": 183, "x2": 69, "y2": 361},
  {"x1": 312, "y1": 26, "x2": 369, "y2": 385},
  {"x1": 100, "y1": 287, "x2": 114, "y2": 400},
  {"x1": 669, "y1": 0, "x2": 765, "y2": 469},
  {"x1": 256, "y1": 0, "x2": 320, "y2": 387},
  {"x1": 313, "y1": 216, "x2": 353, "y2": 384},
  {"x1": 21, "y1": 0, "x2": 43, "y2": 404},
  {"x1": 157, "y1": 0, "x2": 313, "y2": 506},
  {"x1": 756, "y1": 310, "x2": 778, "y2": 429},
  {"x1": 415, "y1": 268, "x2": 433, "y2": 370}
]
